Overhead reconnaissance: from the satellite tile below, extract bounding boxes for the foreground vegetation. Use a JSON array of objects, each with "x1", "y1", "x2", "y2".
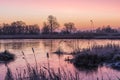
[
  {"x1": 3, "y1": 46, "x2": 120, "y2": 80},
  {"x1": 0, "y1": 50, "x2": 15, "y2": 63},
  {"x1": 5, "y1": 49, "x2": 82, "y2": 80},
  {"x1": 71, "y1": 44, "x2": 120, "y2": 70},
  {"x1": 5, "y1": 65, "x2": 81, "y2": 80},
  {"x1": 5, "y1": 64, "x2": 120, "y2": 80}
]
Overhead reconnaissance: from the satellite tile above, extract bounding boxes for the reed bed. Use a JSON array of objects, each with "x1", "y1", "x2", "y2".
[
  {"x1": 72, "y1": 44, "x2": 120, "y2": 68},
  {"x1": 4, "y1": 47, "x2": 120, "y2": 80}
]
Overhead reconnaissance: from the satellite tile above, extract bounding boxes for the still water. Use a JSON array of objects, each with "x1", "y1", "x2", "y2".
[{"x1": 0, "y1": 39, "x2": 120, "y2": 80}]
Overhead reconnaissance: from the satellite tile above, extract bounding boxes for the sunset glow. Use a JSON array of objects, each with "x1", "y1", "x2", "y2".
[{"x1": 0, "y1": 0, "x2": 120, "y2": 29}]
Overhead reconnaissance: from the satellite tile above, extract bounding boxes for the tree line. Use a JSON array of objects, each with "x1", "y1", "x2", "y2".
[
  {"x1": 0, "y1": 15, "x2": 119, "y2": 35},
  {"x1": 0, "y1": 21, "x2": 40, "y2": 35}
]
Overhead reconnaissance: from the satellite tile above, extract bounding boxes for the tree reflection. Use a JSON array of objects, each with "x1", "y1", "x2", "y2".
[
  {"x1": 2, "y1": 41, "x2": 40, "y2": 50},
  {"x1": 73, "y1": 63, "x2": 99, "y2": 74}
]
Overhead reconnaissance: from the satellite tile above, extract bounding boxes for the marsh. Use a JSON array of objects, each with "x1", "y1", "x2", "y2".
[{"x1": 0, "y1": 39, "x2": 120, "y2": 80}]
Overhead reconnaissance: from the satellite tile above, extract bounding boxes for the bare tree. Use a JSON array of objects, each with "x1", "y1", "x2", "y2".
[
  {"x1": 11, "y1": 21, "x2": 26, "y2": 34},
  {"x1": 47, "y1": 15, "x2": 59, "y2": 34},
  {"x1": 28, "y1": 24, "x2": 40, "y2": 34},
  {"x1": 41, "y1": 22, "x2": 50, "y2": 34},
  {"x1": 0, "y1": 21, "x2": 40, "y2": 35},
  {"x1": 1, "y1": 23, "x2": 11, "y2": 34},
  {"x1": 62, "y1": 22, "x2": 76, "y2": 34},
  {"x1": 96, "y1": 25, "x2": 118, "y2": 33}
]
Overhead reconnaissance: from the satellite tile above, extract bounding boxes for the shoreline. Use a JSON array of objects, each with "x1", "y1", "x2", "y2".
[{"x1": 0, "y1": 35, "x2": 120, "y2": 39}]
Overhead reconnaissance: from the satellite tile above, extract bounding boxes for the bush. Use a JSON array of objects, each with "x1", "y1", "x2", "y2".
[
  {"x1": 72, "y1": 44, "x2": 120, "y2": 68},
  {"x1": 0, "y1": 50, "x2": 15, "y2": 63}
]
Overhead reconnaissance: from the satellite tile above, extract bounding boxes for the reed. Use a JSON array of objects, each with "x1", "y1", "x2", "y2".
[
  {"x1": 71, "y1": 44, "x2": 120, "y2": 69},
  {"x1": 4, "y1": 46, "x2": 120, "y2": 80}
]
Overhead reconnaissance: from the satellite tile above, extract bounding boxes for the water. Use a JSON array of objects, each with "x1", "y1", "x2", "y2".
[{"x1": 0, "y1": 39, "x2": 120, "y2": 80}]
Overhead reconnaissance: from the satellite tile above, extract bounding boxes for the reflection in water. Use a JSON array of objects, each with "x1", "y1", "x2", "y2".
[
  {"x1": 3, "y1": 42, "x2": 40, "y2": 50},
  {"x1": 74, "y1": 63, "x2": 99, "y2": 74},
  {"x1": 109, "y1": 65, "x2": 120, "y2": 71},
  {"x1": 42, "y1": 39, "x2": 54, "y2": 53},
  {"x1": 0, "y1": 39, "x2": 120, "y2": 80}
]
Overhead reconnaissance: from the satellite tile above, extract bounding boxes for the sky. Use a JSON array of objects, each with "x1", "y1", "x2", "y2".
[{"x1": 0, "y1": 0, "x2": 120, "y2": 29}]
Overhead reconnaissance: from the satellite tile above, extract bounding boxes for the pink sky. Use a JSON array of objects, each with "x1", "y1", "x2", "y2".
[{"x1": 0, "y1": 0, "x2": 120, "y2": 29}]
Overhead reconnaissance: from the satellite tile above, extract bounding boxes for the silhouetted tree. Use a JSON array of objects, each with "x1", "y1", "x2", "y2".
[
  {"x1": 96, "y1": 25, "x2": 118, "y2": 33},
  {"x1": 11, "y1": 21, "x2": 26, "y2": 34},
  {"x1": 2, "y1": 23, "x2": 11, "y2": 34},
  {"x1": 41, "y1": 22, "x2": 50, "y2": 34},
  {"x1": 0, "y1": 21, "x2": 40, "y2": 35},
  {"x1": 62, "y1": 22, "x2": 76, "y2": 34},
  {"x1": 0, "y1": 24, "x2": 2, "y2": 34},
  {"x1": 28, "y1": 24, "x2": 40, "y2": 34},
  {"x1": 47, "y1": 15, "x2": 59, "y2": 34}
]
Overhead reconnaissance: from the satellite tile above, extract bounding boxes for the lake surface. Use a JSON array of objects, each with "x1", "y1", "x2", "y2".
[{"x1": 0, "y1": 39, "x2": 120, "y2": 80}]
